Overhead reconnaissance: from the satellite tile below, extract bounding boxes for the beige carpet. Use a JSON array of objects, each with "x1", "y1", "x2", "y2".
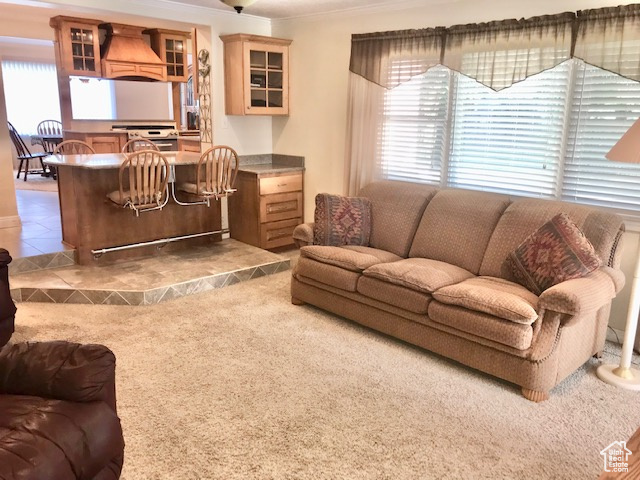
[
  {"x1": 10, "y1": 271, "x2": 640, "y2": 480},
  {"x1": 13, "y1": 170, "x2": 58, "y2": 192}
]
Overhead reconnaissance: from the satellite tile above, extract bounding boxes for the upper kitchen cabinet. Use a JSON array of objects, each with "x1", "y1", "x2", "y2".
[
  {"x1": 146, "y1": 29, "x2": 190, "y2": 82},
  {"x1": 220, "y1": 34, "x2": 292, "y2": 116},
  {"x1": 50, "y1": 16, "x2": 102, "y2": 77}
]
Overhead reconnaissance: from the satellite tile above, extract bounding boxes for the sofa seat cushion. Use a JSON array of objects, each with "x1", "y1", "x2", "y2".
[
  {"x1": 300, "y1": 245, "x2": 402, "y2": 273},
  {"x1": 295, "y1": 256, "x2": 361, "y2": 292},
  {"x1": 0, "y1": 395, "x2": 123, "y2": 480},
  {"x1": 428, "y1": 301, "x2": 534, "y2": 350},
  {"x1": 432, "y1": 276, "x2": 539, "y2": 325},
  {"x1": 363, "y1": 258, "x2": 475, "y2": 294},
  {"x1": 357, "y1": 276, "x2": 431, "y2": 314}
]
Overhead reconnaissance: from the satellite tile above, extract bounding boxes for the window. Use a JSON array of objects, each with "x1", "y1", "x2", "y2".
[
  {"x1": 379, "y1": 66, "x2": 450, "y2": 184},
  {"x1": 378, "y1": 58, "x2": 640, "y2": 218},
  {"x1": 1, "y1": 61, "x2": 61, "y2": 135},
  {"x1": 69, "y1": 76, "x2": 116, "y2": 120}
]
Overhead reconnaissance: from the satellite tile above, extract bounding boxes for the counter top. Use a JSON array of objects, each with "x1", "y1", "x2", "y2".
[
  {"x1": 45, "y1": 151, "x2": 305, "y2": 173},
  {"x1": 63, "y1": 130, "x2": 129, "y2": 134},
  {"x1": 44, "y1": 151, "x2": 202, "y2": 169},
  {"x1": 237, "y1": 153, "x2": 304, "y2": 175},
  {"x1": 238, "y1": 164, "x2": 304, "y2": 174}
]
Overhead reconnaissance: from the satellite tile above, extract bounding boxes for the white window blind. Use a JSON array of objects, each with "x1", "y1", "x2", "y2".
[
  {"x1": 377, "y1": 58, "x2": 640, "y2": 217},
  {"x1": 1, "y1": 61, "x2": 61, "y2": 135},
  {"x1": 379, "y1": 65, "x2": 450, "y2": 185},
  {"x1": 563, "y1": 63, "x2": 640, "y2": 213},
  {"x1": 449, "y1": 62, "x2": 570, "y2": 197}
]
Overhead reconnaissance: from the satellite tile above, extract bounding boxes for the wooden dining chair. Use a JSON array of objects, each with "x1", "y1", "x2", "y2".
[
  {"x1": 36, "y1": 120, "x2": 63, "y2": 154},
  {"x1": 53, "y1": 140, "x2": 95, "y2": 155},
  {"x1": 174, "y1": 146, "x2": 239, "y2": 206},
  {"x1": 106, "y1": 150, "x2": 170, "y2": 216},
  {"x1": 8, "y1": 122, "x2": 48, "y2": 181},
  {"x1": 121, "y1": 138, "x2": 159, "y2": 154}
]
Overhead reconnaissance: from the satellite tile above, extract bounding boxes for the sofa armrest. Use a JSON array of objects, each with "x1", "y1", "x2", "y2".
[
  {"x1": 293, "y1": 222, "x2": 314, "y2": 248},
  {"x1": 538, "y1": 267, "x2": 623, "y2": 317},
  {"x1": 0, "y1": 341, "x2": 117, "y2": 411},
  {"x1": 0, "y1": 248, "x2": 11, "y2": 268}
]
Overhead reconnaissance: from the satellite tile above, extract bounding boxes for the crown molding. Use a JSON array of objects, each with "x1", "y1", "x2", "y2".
[
  {"x1": 270, "y1": 0, "x2": 457, "y2": 24},
  {"x1": 1, "y1": 0, "x2": 270, "y2": 26}
]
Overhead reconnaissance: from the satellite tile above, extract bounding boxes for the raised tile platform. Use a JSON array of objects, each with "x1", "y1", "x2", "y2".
[
  {"x1": 10, "y1": 251, "x2": 76, "y2": 274},
  {"x1": 9, "y1": 239, "x2": 290, "y2": 305}
]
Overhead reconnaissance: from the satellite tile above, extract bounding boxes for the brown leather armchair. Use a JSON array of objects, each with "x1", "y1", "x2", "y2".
[
  {"x1": 0, "y1": 248, "x2": 16, "y2": 347},
  {"x1": 0, "y1": 341, "x2": 125, "y2": 479}
]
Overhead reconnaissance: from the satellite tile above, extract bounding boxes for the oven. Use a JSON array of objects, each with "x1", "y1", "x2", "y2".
[{"x1": 113, "y1": 125, "x2": 179, "y2": 152}]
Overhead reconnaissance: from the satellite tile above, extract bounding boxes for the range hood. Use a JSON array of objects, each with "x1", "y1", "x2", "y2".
[{"x1": 100, "y1": 23, "x2": 167, "y2": 82}]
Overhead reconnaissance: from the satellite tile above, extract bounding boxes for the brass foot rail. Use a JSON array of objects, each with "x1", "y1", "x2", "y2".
[{"x1": 91, "y1": 229, "x2": 229, "y2": 259}]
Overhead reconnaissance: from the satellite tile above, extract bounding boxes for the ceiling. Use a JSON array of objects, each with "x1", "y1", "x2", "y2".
[{"x1": 170, "y1": 0, "x2": 413, "y2": 19}]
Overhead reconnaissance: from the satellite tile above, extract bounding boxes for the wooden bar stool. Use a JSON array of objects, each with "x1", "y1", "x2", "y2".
[
  {"x1": 173, "y1": 145, "x2": 239, "y2": 206},
  {"x1": 53, "y1": 140, "x2": 95, "y2": 155},
  {"x1": 122, "y1": 138, "x2": 159, "y2": 154},
  {"x1": 106, "y1": 150, "x2": 170, "y2": 216}
]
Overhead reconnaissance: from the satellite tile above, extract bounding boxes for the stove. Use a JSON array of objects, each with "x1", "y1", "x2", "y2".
[{"x1": 112, "y1": 125, "x2": 179, "y2": 151}]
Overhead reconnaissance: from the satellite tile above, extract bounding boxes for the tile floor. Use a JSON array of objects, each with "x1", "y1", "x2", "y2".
[
  {"x1": 4, "y1": 190, "x2": 297, "y2": 305},
  {"x1": 10, "y1": 239, "x2": 291, "y2": 305},
  {"x1": 0, "y1": 190, "x2": 68, "y2": 258}
]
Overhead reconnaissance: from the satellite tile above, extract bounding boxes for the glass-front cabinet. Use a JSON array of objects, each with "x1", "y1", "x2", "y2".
[
  {"x1": 221, "y1": 34, "x2": 292, "y2": 116},
  {"x1": 50, "y1": 16, "x2": 102, "y2": 77},
  {"x1": 147, "y1": 29, "x2": 190, "y2": 82}
]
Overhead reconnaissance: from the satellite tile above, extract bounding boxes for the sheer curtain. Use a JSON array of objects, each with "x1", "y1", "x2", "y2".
[
  {"x1": 344, "y1": 73, "x2": 386, "y2": 195},
  {"x1": 574, "y1": 4, "x2": 640, "y2": 82},
  {"x1": 346, "y1": 28, "x2": 444, "y2": 194},
  {"x1": 1, "y1": 60, "x2": 61, "y2": 135},
  {"x1": 442, "y1": 13, "x2": 574, "y2": 91}
]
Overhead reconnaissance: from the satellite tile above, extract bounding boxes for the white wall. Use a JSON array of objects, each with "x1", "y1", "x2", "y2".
[
  {"x1": 271, "y1": 0, "x2": 640, "y2": 339},
  {"x1": 0, "y1": 62, "x2": 18, "y2": 227}
]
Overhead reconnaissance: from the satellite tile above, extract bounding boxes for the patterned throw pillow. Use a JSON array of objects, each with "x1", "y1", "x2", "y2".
[
  {"x1": 313, "y1": 193, "x2": 372, "y2": 247},
  {"x1": 502, "y1": 213, "x2": 602, "y2": 295}
]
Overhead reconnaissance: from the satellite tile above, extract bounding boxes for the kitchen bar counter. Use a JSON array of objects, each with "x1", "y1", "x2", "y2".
[
  {"x1": 46, "y1": 151, "x2": 201, "y2": 169},
  {"x1": 47, "y1": 152, "x2": 221, "y2": 265}
]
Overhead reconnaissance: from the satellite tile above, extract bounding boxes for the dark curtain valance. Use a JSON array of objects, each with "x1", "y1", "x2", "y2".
[{"x1": 350, "y1": 4, "x2": 640, "y2": 90}]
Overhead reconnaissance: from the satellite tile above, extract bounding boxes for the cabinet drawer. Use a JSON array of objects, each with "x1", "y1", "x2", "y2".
[
  {"x1": 259, "y1": 173, "x2": 302, "y2": 195},
  {"x1": 261, "y1": 217, "x2": 300, "y2": 249},
  {"x1": 260, "y1": 192, "x2": 302, "y2": 223}
]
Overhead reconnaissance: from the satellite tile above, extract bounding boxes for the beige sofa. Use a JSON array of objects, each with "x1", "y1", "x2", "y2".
[{"x1": 291, "y1": 181, "x2": 625, "y2": 401}]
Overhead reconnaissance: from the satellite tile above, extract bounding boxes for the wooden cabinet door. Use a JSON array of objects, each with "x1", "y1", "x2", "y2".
[
  {"x1": 89, "y1": 136, "x2": 121, "y2": 153},
  {"x1": 51, "y1": 17, "x2": 102, "y2": 77},
  {"x1": 260, "y1": 192, "x2": 302, "y2": 223},
  {"x1": 243, "y1": 42, "x2": 289, "y2": 115}
]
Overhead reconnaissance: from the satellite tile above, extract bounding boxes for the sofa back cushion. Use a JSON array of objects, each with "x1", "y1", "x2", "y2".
[
  {"x1": 480, "y1": 198, "x2": 624, "y2": 278},
  {"x1": 408, "y1": 189, "x2": 510, "y2": 274},
  {"x1": 358, "y1": 181, "x2": 438, "y2": 257}
]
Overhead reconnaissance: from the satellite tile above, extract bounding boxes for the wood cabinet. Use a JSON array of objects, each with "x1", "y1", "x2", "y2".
[
  {"x1": 50, "y1": 16, "x2": 102, "y2": 77},
  {"x1": 177, "y1": 136, "x2": 200, "y2": 153},
  {"x1": 220, "y1": 34, "x2": 291, "y2": 116},
  {"x1": 229, "y1": 170, "x2": 303, "y2": 249},
  {"x1": 147, "y1": 29, "x2": 190, "y2": 82},
  {"x1": 64, "y1": 131, "x2": 128, "y2": 153}
]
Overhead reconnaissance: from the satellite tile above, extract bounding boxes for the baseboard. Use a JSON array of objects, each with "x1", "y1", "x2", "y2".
[
  {"x1": 606, "y1": 327, "x2": 625, "y2": 345},
  {"x1": 0, "y1": 215, "x2": 20, "y2": 229}
]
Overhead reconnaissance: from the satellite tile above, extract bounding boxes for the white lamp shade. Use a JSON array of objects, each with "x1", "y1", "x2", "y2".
[
  {"x1": 606, "y1": 117, "x2": 640, "y2": 163},
  {"x1": 220, "y1": 0, "x2": 257, "y2": 10}
]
